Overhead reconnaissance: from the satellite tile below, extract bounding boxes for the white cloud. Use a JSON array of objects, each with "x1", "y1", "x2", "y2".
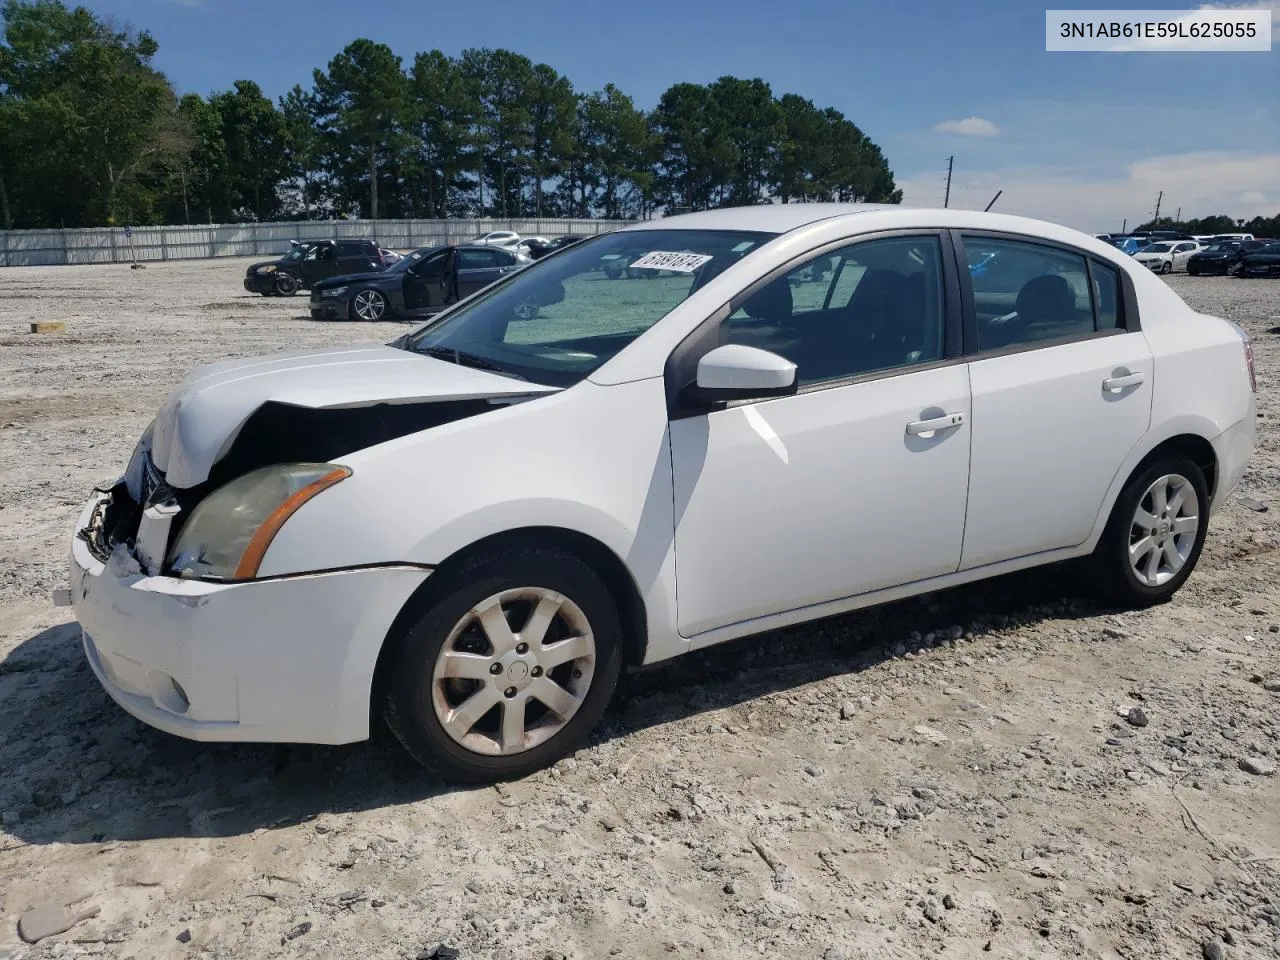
[
  {"x1": 897, "y1": 151, "x2": 1280, "y2": 233},
  {"x1": 933, "y1": 117, "x2": 1000, "y2": 137},
  {"x1": 1199, "y1": 0, "x2": 1280, "y2": 37}
]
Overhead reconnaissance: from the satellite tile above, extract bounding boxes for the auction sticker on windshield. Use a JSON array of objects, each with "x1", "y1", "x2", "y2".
[{"x1": 628, "y1": 251, "x2": 714, "y2": 272}]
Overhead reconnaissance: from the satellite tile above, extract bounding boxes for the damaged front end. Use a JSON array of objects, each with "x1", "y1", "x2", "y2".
[{"x1": 89, "y1": 396, "x2": 513, "y2": 581}]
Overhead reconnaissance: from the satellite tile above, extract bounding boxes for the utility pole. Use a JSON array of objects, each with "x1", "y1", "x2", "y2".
[
  {"x1": 1175, "y1": 206, "x2": 1181, "y2": 223},
  {"x1": 1121, "y1": 218, "x2": 1127, "y2": 233},
  {"x1": 944, "y1": 156, "x2": 954, "y2": 208},
  {"x1": 1152, "y1": 190, "x2": 1163, "y2": 223}
]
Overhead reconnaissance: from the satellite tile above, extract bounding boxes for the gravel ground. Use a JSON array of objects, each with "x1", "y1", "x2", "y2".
[{"x1": 0, "y1": 258, "x2": 1278, "y2": 960}]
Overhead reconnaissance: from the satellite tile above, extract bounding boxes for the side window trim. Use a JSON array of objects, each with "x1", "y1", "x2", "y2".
[
  {"x1": 950, "y1": 228, "x2": 1142, "y2": 359},
  {"x1": 664, "y1": 228, "x2": 964, "y2": 420}
]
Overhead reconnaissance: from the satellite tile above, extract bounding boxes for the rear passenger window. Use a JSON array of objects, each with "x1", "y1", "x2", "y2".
[
  {"x1": 724, "y1": 235, "x2": 946, "y2": 387},
  {"x1": 961, "y1": 236, "x2": 1093, "y2": 351},
  {"x1": 1091, "y1": 261, "x2": 1120, "y2": 330}
]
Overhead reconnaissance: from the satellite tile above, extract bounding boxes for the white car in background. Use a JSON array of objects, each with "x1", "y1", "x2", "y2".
[
  {"x1": 68, "y1": 205, "x2": 1256, "y2": 783},
  {"x1": 474, "y1": 231, "x2": 521, "y2": 248},
  {"x1": 1135, "y1": 240, "x2": 1202, "y2": 274},
  {"x1": 512, "y1": 237, "x2": 551, "y2": 260}
]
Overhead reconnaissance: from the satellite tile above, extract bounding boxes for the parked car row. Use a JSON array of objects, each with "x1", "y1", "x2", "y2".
[{"x1": 1092, "y1": 232, "x2": 1279, "y2": 277}]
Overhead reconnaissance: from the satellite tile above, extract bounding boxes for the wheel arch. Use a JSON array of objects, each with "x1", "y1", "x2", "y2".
[
  {"x1": 370, "y1": 525, "x2": 650, "y2": 721},
  {"x1": 1087, "y1": 425, "x2": 1220, "y2": 551}
]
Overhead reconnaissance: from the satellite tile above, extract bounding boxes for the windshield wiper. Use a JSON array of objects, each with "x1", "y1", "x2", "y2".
[{"x1": 420, "y1": 345, "x2": 527, "y2": 381}]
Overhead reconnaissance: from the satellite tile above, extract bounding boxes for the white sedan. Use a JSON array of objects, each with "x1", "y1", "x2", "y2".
[
  {"x1": 474, "y1": 231, "x2": 521, "y2": 248},
  {"x1": 67, "y1": 205, "x2": 1256, "y2": 782},
  {"x1": 1135, "y1": 240, "x2": 1202, "y2": 274}
]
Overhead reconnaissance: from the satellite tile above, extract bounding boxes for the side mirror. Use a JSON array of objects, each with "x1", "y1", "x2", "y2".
[{"x1": 688, "y1": 344, "x2": 797, "y2": 403}]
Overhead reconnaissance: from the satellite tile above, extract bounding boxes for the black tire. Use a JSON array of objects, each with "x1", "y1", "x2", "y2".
[
  {"x1": 381, "y1": 545, "x2": 624, "y2": 783},
  {"x1": 1160, "y1": 260, "x2": 1173, "y2": 275},
  {"x1": 1087, "y1": 455, "x2": 1209, "y2": 607},
  {"x1": 274, "y1": 273, "x2": 299, "y2": 296}
]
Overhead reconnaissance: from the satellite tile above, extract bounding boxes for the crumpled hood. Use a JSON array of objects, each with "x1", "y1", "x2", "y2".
[{"x1": 151, "y1": 345, "x2": 556, "y2": 488}]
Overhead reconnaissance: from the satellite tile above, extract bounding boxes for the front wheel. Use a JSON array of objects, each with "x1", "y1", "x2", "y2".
[
  {"x1": 274, "y1": 273, "x2": 299, "y2": 296},
  {"x1": 380, "y1": 546, "x2": 624, "y2": 782},
  {"x1": 351, "y1": 288, "x2": 388, "y2": 321},
  {"x1": 1160, "y1": 260, "x2": 1173, "y2": 274},
  {"x1": 1087, "y1": 456, "x2": 1209, "y2": 607}
]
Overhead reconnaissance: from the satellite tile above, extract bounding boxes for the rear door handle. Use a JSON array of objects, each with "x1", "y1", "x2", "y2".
[
  {"x1": 1102, "y1": 372, "x2": 1144, "y2": 392},
  {"x1": 906, "y1": 412, "x2": 965, "y2": 436}
]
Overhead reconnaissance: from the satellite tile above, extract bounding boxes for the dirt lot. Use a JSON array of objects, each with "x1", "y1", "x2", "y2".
[{"x1": 0, "y1": 258, "x2": 1278, "y2": 960}]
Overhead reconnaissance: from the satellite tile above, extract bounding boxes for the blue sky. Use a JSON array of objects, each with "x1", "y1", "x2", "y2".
[{"x1": 84, "y1": 0, "x2": 1279, "y2": 231}]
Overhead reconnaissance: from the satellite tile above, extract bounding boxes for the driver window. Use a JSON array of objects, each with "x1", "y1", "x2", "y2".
[
  {"x1": 412, "y1": 250, "x2": 450, "y2": 280},
  {"x1": 724, "y1": 235, "x2": 947, "y2": 387}
]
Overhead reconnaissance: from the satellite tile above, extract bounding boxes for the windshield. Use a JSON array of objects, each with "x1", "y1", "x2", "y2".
[
  {"x1": 402, "y1": 228, "x2": 776, "y2": 387},
  {"x1": 1143, "y1": 242, "x2": 1174, "y2": 253},
  {"x1": 280, "y1": 245, "x2": 308, "y2": 263},
  {"x1": 384, "y1": 246, "x2": 438, "y2": 274},
  {"x1": 1204, "y1": 242, "x2": 1237, "y2": 252}
]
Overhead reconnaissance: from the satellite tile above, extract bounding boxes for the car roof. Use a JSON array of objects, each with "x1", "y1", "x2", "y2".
[{"x1": 622, "y1": 202, "x2": 894, "y2": 234}]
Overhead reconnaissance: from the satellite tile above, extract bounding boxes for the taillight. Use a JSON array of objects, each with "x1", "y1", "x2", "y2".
[{"x1": 1232, "y1": 321, "x2": 1257, "y2": 392}]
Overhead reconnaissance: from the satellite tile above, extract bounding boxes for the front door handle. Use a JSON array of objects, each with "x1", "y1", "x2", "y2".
[
  {"x1": 906, "y1": 412, "x2": 965, "y2": 436},
  {"x1": 1102, "y1": 372, "x2": 1144, "y2": 392}
]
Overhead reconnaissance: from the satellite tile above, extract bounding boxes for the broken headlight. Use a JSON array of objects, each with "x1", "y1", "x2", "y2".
[
  {"x1": 123, "y1": 420, "x2": 156, "y2": 503},
  {"x1": 166, "y1": 463, "x2": 350, "y2": 580}
]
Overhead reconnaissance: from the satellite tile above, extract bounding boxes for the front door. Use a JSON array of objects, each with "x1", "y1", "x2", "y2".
[
  {"x1": 669, "y1": 233, "x2": 972, "y2": 637},
  {"x1": 956, "y1": 233, "x2": 1154, "y2": 569},
  {"x1": 404, "y1": 249, "x2": 455, "y2": 311}
]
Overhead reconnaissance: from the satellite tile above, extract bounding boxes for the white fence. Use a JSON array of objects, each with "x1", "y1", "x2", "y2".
[{"x1": 0, "y1": 218, "x2": 639, "y2": 268}]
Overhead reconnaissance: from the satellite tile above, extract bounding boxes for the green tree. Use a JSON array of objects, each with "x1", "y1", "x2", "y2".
[
  {"x1": 708, "y1": 76, "x2": 783, "y2": 205},
  {"x1": 650, "y1": 82, "x2": 735, "y2": 210},
  {"x1": 312, "y1": 39, "x2": 409, "y2": 218},
  {"x1": 0, "y1": 0, "x2": 180, "y2": 226},
  {"x1": 279, "y1": 84, "x2": 321, "y2": 218},
  {"x1": 408, "y1": 50, "x2": 480, "y2": 217},
  {"x1": 573, "y1": 84, "x2": 655, "y2": 218},
  {"x1": 461, "y1": 48, "x2": 534, "y2": 217},
  {"x1": 526, "y1": 62, "x2": 575, "y2": 217},
  {"x1": 211, "y1": 80, "x2": 285, "y2": 220}
]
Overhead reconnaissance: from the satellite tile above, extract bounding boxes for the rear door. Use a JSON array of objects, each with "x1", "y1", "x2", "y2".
[
  {"x1": 457, "y1": 248, "x2": 504, "y2": 297},
  {"x1": 337, "y1": 241, "x2": 381, "y2": 274},
  {"x1": 957, "y1": 233, "x2": 1153, "y2": 570},
  {"x1": 1173, "y1": 242, "x2": 1198, "y2": 269},
  {"x1": 300, "y1": 243, "x2": 338, "y2": 286}
]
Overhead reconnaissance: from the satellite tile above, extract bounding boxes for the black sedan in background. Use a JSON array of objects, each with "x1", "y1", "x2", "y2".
[
  {"x1": 1234, "y1": 242, "x2": 1280, "y2": 278},
  {"x1": 1186, "y1": 239, "x2": 1266, "y2": 276},
  {"x1": 523, "y1": 234, "x2": 592, "y2": 260},
  {"x1": 309, "y1": 244, "x2": 523, "y2": 321}
]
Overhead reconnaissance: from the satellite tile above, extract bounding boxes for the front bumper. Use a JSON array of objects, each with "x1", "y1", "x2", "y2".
[
  {"x1": 69, "y1": 494, "x2": 430, "y2": 744},
  {"x1": 244, "y1": 274, "x2": 276, "y2": 294},
  {"x1": 309, "y1": 296, "x2": 350, "y2": 321}
]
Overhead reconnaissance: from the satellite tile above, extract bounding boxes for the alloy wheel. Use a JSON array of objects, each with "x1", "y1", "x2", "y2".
[
  {"x1": 431, "y1": 587, "x2": 597, "y2": 756},
  {"x1": 1128, "y1": 473, "x2": 1199, "y2": 587},
  {"x1": 353, "y1": 289, "x2": 386, "y2": 321}
]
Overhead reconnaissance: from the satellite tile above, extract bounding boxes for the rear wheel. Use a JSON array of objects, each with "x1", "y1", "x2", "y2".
[
  {"x1": 1087, "y1": 456, "x2": 1209, "y2": 607},
  {"x1": 351, "y1": 288, "x2": 387, "y2": 321},
  {"x1": 380, "y1": 546, "x2": 624, "y2": 782},
  {"x1": 274, "y1": 273, "x2": 299, "y2": 296}
]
